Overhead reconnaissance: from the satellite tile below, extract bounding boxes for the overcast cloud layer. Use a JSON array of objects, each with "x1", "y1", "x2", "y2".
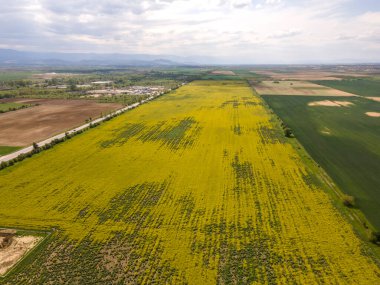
[{"x1": 0, "y1": 0, "x2": 379, "y2": 63}]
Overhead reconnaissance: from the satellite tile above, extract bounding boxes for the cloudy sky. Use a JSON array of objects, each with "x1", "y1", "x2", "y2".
[{"x1": 0, "y1": 0, "x2": 379, "y2": 63}]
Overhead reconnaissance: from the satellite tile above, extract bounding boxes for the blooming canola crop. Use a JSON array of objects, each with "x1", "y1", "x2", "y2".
[{"x1": 0, "y1": 81, "x2": 378, "y2": 284}]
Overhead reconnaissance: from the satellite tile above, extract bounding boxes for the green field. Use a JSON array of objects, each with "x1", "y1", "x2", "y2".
[
  {"x1": 0, "y1": 146, "x2": 21, "y2": 156},
  {"x1": 0, "y1": 102, "x2": 31, "y2": 112},
  {"x1": 0, "y1": 81, "x2": 379, "y2": 283},
  {"x1": 314, "y1": 78, "x2": 380, "y2": 97},
  {"x1": 262, "y1": 95, "x2": 380, "y2": 229},
  {"x1": 201, "y1": 73, "x2": 238, "y2": 80},
  {"x1": 0, "y1": 71, "x2": 33, "y2": 81}
]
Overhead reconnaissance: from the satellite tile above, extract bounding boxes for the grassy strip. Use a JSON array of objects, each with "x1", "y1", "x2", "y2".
[
  {"x1": 0, "y1": 146, "x2": 21, "y2": 156},
  {"x1": 0, "y1": 102, "x2": 35, "y2": 113}
]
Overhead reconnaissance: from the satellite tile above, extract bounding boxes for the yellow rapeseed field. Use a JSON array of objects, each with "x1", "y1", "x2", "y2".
[{"x1": 0, "y1": 81, "x2": 379, "y2": 284}]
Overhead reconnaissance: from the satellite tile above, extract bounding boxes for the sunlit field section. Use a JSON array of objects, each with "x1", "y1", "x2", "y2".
[{"x1": 0, "y1": 81, "x2": 379, "y2": 283}]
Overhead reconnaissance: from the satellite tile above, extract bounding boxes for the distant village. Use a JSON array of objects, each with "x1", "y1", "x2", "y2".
[
  {"x1": 46, "y1": 80, "x2": 168, "y2": 98},
  {"x1": 85, "y1": 84, "x2": 166, "y2": 98}
]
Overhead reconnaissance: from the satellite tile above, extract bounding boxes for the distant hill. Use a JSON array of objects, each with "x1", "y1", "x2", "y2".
[{"x1": 0, "y1": 49, "x2": 216, "y2": 67}]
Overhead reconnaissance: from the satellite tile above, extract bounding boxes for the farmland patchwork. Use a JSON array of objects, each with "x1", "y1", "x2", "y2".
[{"x1": 0, "y1": 81, "x2": 379, "y2": 283}]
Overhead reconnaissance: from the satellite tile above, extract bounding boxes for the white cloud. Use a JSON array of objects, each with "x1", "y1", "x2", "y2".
[
  {"x1": 358, "y1": 11, "x2": 380, "y2": 24},
  {"x1": 0, "y1": 0, "x2": 379, "y2": 63},
  {"x1": 231, "y1": 0, "x2": 251, "y2": 8},
  {"x1": 268, "y1": 29, "x2": 302, "y2": 39}
]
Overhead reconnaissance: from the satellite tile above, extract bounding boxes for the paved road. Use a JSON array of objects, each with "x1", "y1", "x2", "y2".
[{"x1": 0, "y1": 96, "x2": 154, "y2": 163}]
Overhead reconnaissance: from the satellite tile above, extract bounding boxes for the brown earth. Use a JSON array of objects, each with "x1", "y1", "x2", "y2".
[
  {"x1": 0, "y1": 98, "x2": 122, "y2": 146},
  {"x1": 308, "y1": 100, "x2": 354, "y2": 107},
  {"x1": 253, "y1": 81, "x2": 357, "y2": 96},
  {"x1": 0, "y1": 235, "x2": 42, "y2": 276},
  {"x1": 211, "y1": 70, "x2": 236, "y2": 75}
]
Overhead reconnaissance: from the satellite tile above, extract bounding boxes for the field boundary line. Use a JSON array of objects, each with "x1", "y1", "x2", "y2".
[{"x1": 0, "y1": 84, "x2": 185, "y2": 165}]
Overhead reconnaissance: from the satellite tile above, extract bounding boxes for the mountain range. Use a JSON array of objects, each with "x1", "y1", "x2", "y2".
[{"x1": 0, "y1": 49, "x2": 218, "y2": 67}]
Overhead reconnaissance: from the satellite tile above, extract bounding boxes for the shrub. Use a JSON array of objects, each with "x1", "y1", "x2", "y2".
[
  {"x1": 342, "y1": 195, "x2": 355, "y2": 207},
  {"x1": 368, "y1": 230, "x2": 380, "y2": 245},
  {"x1": 32, "y1": 142, "x2": 39, "y2": 151},
  {"x1": 0, "y1": 161, "x2": 8, "y2": 169},
  {"x1": 284, "y1": 127, "x2": 293, "y2": 138}
]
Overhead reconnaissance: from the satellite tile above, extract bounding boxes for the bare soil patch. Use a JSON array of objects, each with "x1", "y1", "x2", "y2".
[
  {"x1": 0, "y1": 99, "x2": 122, "y2": 146},
  {"x1": 254, "y1": 81, "x2": 357, "y2": 96},
  {"x1": 366, "y1": 97, "x2": 380, "y2": 102},
  {"x1": 365, "y1": 112, "x2": 380, "y2": 117},
  {"x1": 320, "y1": 127, "x2": 332, "y2": 135},
  {"x1": 32, "y1": 73, "x2": 75, "y2": 80},
  {"x1": 0, "y1": 235, "x2": 42, "y2": 275},
  {"x1": 308, "y1": 100, "x2": 354, "y2": 107},
  {"x1": 211, "y1": 70, "x2": 236, "y2": 75}
]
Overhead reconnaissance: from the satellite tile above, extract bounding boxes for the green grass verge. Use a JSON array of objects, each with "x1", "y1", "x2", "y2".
[
  {"x1": 262, "y1": 95, "x2": 380, "y2": 230},
  {"x1": 0, "y1": 146, "x2": 21, "y2": 156},
  {"x1": 0, "y1": 102, "x2": 32, "y2": 113}
]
